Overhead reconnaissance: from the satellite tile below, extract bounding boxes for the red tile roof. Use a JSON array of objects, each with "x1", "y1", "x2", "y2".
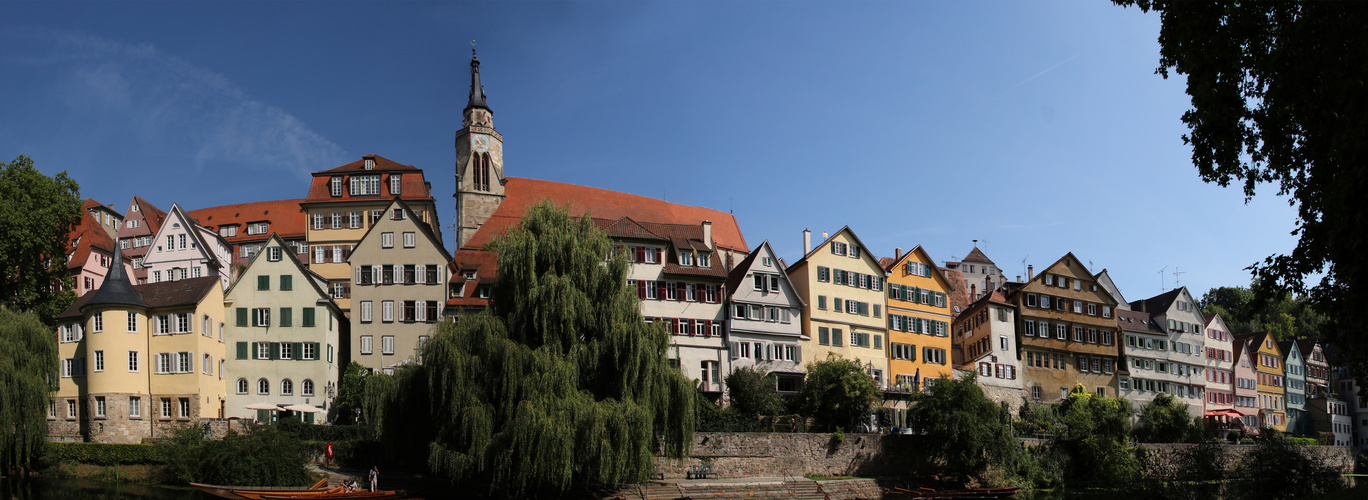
[
  {"x1": 187, "y1": 199, "x2": 307, "y2": 243},
  {"x1": 303, "y1": 155, "x2": 433, "y2": 204},
  {"x1": 462, "y1": 178, "x2": 747, "y2": 254},
  {"x1": 132, "y1": 195, "x2": 168, "y2": 235},
  {"x1": 67, "y1": 211, "x2": 122, "y2": 270},
  {"x1": 941, "y1": 267, "x2": 971, "y2": 317},
  {"x1": 962, "y1": 246, "x2": 994, "y2": 264}
]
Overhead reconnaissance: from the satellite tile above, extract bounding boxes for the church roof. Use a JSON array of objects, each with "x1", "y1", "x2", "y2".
[
  {"x1": 461, "y1": 177, "x2": 747, "y2": 254},
  {"x1": 466, "y1": 52, "x2": 490, "y2": 112}
]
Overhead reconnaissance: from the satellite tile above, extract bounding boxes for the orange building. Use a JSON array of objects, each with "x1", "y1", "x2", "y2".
[{"x1": 882, "y1": 245, "x2": 955, "y2": 391}]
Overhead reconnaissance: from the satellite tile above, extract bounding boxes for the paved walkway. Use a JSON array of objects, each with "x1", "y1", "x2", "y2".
[{"x1": 611, "y1": 476, "x2": 881, "y2": 500}]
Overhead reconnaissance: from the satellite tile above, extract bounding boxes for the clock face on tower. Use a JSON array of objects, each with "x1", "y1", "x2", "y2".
[{"x1": 472, "y1": 134, "x2": 490, "y2": 153}]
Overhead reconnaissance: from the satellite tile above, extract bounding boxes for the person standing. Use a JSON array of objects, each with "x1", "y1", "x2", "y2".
[{"x1": 368, "y1": 466, "x2": 378, "y2": 492}]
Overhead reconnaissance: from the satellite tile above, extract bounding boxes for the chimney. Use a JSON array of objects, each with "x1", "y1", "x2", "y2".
[
  {"x1": 1027, "y1": 265, "x2": 1034, "y2": 281},
  {"x1": 895, "y1": 248, "x2": 902, "y2": 260},
  {"x1": 971, "y1": 284, "x2": 977, "y2": 298},
  {"x1": 803, "y1": 229, "x2": 811, "y2": 253},
  {"x1": 701, "y1": 220, "x2": 712, "y2": 248},
  {"x1": 1016, "y1": 275, "x2": 1022, "y2": 282}
]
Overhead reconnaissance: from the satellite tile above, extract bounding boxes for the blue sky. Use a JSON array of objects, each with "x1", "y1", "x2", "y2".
[{"x1": 1, "y1": 1, "x2": 1297, "y2": 302}]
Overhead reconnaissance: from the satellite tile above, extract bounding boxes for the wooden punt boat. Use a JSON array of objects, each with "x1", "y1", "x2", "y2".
[
  {"x1": 258, "y1": 490, "x2": 409, "y2": 500},
  {"x1": 189, "y1": 478, "x2": 331, "y2": 499}
]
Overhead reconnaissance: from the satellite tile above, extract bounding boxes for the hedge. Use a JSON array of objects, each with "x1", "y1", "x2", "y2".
[
  {"x1": 276, "y1": 420, "x2": 376, "y2": 442},
  {"x1": 45, "y1": 442, "x2": 163, "y2": 465}
]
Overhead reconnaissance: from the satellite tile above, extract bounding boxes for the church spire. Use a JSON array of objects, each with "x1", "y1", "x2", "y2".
[
  {"x1": 82, "y1": 248, "x2": 146, "y2": 312},
  {"x1": 466, "y1": 44, "x2": 489, "y2": 113}
]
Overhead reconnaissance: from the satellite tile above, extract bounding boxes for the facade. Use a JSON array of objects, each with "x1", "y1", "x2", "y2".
[
  {"x1": 1280, "y1": 340, "x2": 1310, "y2": 435},
  {"x1": 883, "y1": 246, "x2": 955, "y2": 390},
  {"x1": 1239, "y1": 332, "x2": 1287, "y2": 432},
  {"x1": 1302, "y1": 339, "x2": 1331, "y2": 398},
  {"x1": 609, "y1": 217, "x2": 730, "y2": 395},
  {"x1": 188, "y1": 199, "x2": 308, "y2": 271},
  {"x1": 349, "y1": 199, "x2": 451, "y2": 374},
  {"x1": 68, "y1": 207, "x2": 133, "y2": 297},
  {"x1": 301, "y1": 154, "x2": 440, "y2": 314},
  {"x1": 83, "y1": 198, "x2": 125, "y2": 240},
  {"x1": 787, "y1": 228, "x2": 890, "y2": 386},
  {"x1": 1130, "y1": 288, "x2": 1207, "y2": 418},
  {"x1": 951, "y1": 290, "x2": 1022, "y2": 411},
  {"x1": 1203, "y1": 313, "x2": 1237, "y2": 415},
  {"x1": 116, "y1": 196, "x2": 168, "y2": 285},
  {"x1": 942, "y1": 246, "x2": 1007, "y2": 301},
  {"x1": 1117, "y1": 309, "x2": 1180, "y2": 412},
  {"x1": 1012, "y1": 254, "x2": 1120, "y2": 404},
  {"x1": 1333, "y1": 367, "x2": 1368, "y2": 448},
  {"x1": 454, "y1": 51, "x2": 505, "y2": 251},
  {"x1": 1232, "y1": 339, "x2": 1261, "y2": 431},
  {"x1": 1309, "y1": 396, "x2": 1353, "y2": 446},
  {"x1": 223, "y1": 234, "x2": 345, "y2": 423},
  {"x1": 724, "y1": 241, "x2": 806, "y2": 394},
  {"x1": 141, "y1": 204, "x2": 234, "y2": 290},
  {"x1": 50, "y1": 253, "x2": 226, "y2": 443}
]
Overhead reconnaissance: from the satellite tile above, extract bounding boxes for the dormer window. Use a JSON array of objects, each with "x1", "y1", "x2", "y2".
[
  {"x1": 698, "y1": 253, "x2": 711, "y2": 268},
  {"x1": 247, "y1": 222, "x2": 268, "y2": 235},
  {"x1": 364, "y1": 158, "x2": 375, "y2": 170},
  {"x1": 680, "y1": 252, "x2": 693, "y2": 266},
  {"x1": 390, "y1": 175, "x2": 401, "y2": 195},
  {"x1": 330, "y1": 176, "x2": 342, "y2": 197}
]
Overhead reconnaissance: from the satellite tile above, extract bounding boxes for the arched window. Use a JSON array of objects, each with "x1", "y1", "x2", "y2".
[
  {"x1": 237, "y1": 378, "x2": 248, "y2": 394},
  {"x1": 258, "y1": 378, "x2": 270, "y2": 395},
  {"x1": 302, "y1": 379, "x2": 315, "y2": 397},
  {"x1": 281, "y1": 379, "x2": 293, "y2": 396},
  {"x1": 480, "y1": 153, "x2": 491, "y2": 191}
]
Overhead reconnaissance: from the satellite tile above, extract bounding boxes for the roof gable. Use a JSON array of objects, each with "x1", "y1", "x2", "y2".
[
  {"x1": 349, "y1": 198, "x2": 453, "y2": 263},
  {"x1": 962, "y1": 246, "x2": 994, "y2": 264},
  {"x1": 785, "y1": 226, "x2": 880, "y2": 274},
  {"x1": 225, "y1": 233, "x2": 338, "y2": 310},
  {"x1": 141, "y1": 203, "x2": 222, "y2": 268},
  {"x1": 883, "y1": 244, "x2": 956, "y2": 292}
]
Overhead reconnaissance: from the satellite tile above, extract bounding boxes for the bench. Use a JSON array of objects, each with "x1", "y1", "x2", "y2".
[{"x1": 686, "y1": 464, "x2": 717, "y2": 479}]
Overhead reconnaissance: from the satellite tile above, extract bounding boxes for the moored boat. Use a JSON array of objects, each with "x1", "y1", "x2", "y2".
[
  {"x1": 258, "y1": 490, "x2": 409, "y2": 500},
  {"x1": 189, "y1": 479, "x2": 331, "y2": 499}
]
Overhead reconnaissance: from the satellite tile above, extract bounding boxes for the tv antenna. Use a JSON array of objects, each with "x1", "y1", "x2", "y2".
[
  {"x1": 1158, "y1": 266, "x2": 1168, "y2": 291},
  {"x1": 1021, "y1": 256, "x2": 1029, "y2": 280},
  {"x1": 1173, "y1": 267, "x2": 1187, "y2": 289}
]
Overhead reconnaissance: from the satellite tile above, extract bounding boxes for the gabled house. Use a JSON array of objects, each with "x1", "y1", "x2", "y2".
[
  {"x1": 952, "y1": 289, "x2": 1023, "y2": 411},
  {"x1": 116, "y1": 196, "x2": 167, "y2": 284},
  {"x1": 942, "y1": 245, "x2": 1007, "y2": 301},
  {"x1": 50, "y1": 251, "x2": 226, "y2": 443},
  {"x1": 883, "y1": 245, "x2": 956, "y2": 391},
  {"x1": 1117, "y1": 309, "x2": 1180, "y2": 412},
  {"x1": 349, "y1": 198, "x2": 451, "y2": 374},
  {"x1": 67, "y1": 207, "x2": 133, "y2": 297},
  {"x1": 1232, "y1": 339, "x2": 1261, "y2": 432},
  {"x1": 140, "y1": 203, "x2": 234, "y2": 291},
  {"x1": 189, "y1": 199, "x2": 307, "y2": 272},
  {"x1": 1202, "y1": 313, "x2": 1238, "y2": 416},
  {"x1": 724, "y1": 241, "x2": 805, "y2": 395},
  {"x1": 1237, "y1": 331, "x2": 1287, "y2": 432},
  {"x1": 223, "y1": 234, "x2": 346, "y2": 423},
  {"x1": 82, "y1": 198, "x2": 124, "y2": 240},
  {"x1": 302, "y1": 154, "x2": 440, "y2": 314},
  {"x1": 1279, "y1": 340, "x2": 1310, "y2": 435},
  {"x1": 787, "y1": 228, "x2": 890, "y2": 387},
  {"x1": 609, "y1": 217, "x2": 730, "y2": 396},
  {"x1": 1130, "y1": 287, "x2": 1208, "y2": 417},
  {"x1": 1011, "y1": 253, "x2": 1119, "y2": 404}
]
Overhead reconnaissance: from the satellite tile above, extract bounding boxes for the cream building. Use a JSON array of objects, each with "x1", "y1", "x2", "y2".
[
  {"x1": 787, "y1": 228, "x2": 890, "y2": 385},
  {"x1": 349, "y1": 199, "x2": 451, "y2": 374},
  {"x1": 224, "y1": 234, "x2": 346, "y2": 423},
  {"x1": 141, "y1": 203, "x2": 234, "y2": 291},
  {"x1": 51, "y1": 252, "x2": 226, "y2": 443},
  {"x1": 724, "y1": 241, "x2": 806, "y2": 394}
]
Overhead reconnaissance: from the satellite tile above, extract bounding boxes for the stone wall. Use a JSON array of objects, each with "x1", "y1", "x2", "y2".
[
  {"x1": 1137, "y1": 443, "x2": 1355, "y2": 474},
  {"x1": 656, "y1": 433, "x2": 1358, "y2": 479}
]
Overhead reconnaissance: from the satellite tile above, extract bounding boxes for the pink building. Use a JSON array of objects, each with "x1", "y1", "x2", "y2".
[
  {"x1": 116, "y1": 196, "x2": 167, "y2": 285},
  {"x1": 140, "y1": 203, "x2": 235, "y2": 290}
]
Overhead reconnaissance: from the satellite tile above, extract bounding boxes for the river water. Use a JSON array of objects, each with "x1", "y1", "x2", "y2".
[{"x1": 0, "y1": 477, "x2": 218, "y2": 499}]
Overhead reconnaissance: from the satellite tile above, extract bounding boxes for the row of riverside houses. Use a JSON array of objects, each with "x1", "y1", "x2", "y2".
[{"x1": 48, "y1": 51, "x2": 1359, "y2": 446}]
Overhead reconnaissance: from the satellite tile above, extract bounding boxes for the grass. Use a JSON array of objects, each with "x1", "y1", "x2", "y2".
[{"x1": 803, "y1": 473, "x2": 853, "y2": 481}]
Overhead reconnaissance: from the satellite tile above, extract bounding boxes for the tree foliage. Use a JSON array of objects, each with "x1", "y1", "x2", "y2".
[
  {"x1": 0, "y1": 307, "x2": 58, "y2": 474},
  {"x1": 905, "y1": 373, "x2": 1015, "y2": 482},
  {"x1": 798, "y1": 353, "x2": 881, "y2": 432},
  {"x1": 1200, "y1": 285, "x2": 1324, "y2": 340},
  {"x1": 1133, "y1": 393, "x2": 1200, "y2": 443},
  {"x1": 0, "y1": 155, "x2": 81, "y2": 325},
  {"x1": 1054, "y1": 385, "x2": 1136, "y2": 486},
  {"x1": 327, "y1": 361, "x2": 369, "y2": 426},
  {"x1": 1228, "y1": 433, "x2": 1345, "y2": 499},
  {"x1": 157, "y1": 425, "x2": 313, "y2": 487},
  {"x1": 724, "y1": 366, "x2": 784, "y2": 417},
  {"x1": 1113, "y1": 1, "x2": 1368, "y2": 384},
  {"x1": 413, "y1": 201, "x2": 695, "y2": 495}
]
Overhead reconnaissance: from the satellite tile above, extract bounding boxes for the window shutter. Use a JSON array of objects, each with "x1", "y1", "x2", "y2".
[
  {"x1": 312, "y1": 343, "x2": 321, "y2": 361},
  {"x1": 656, "y1": 281, "x2": 667, "y2": 299},
  {"x1": 655, "y1": 248, "x2": 662, "y2": 262},
  {"x1": 676, "y1": 282, "x2": 686, "y2": 301},
  {"x1": 236, "y1": 342, "x2": 248, "y2": 360},
  {"x1": 280, "y1": 307, "x2": 292, "y2": 327},
  {"x1": 302, "y1": 307, "x2": 315, "y2": 328},
  {"x1": 635, "y1": 247, "x2": 644, "y2": 263},
  {"x1": 236, "y1": 308, "x2": 247, "y2": 327},
  {"x1": 671, "y1": 318, "x2": 679, "y2": 334},
  {"x1": 730, "y1": 342, "x2": 739, "y2": 360},
  {"x1": 270, "y1": 342, "x2": 280, "y2": 360},
  {"x1": 294, "y1": 343, "x2": 305, "y2": 361},
  {"x1": 636, "y1": 281, "x2": 646, "y2": 299},
  {"x1": 795, "y1": 346, "x2": 802, "y2": 363},
  {"x1": 373, "y1": 266, "x2": 381, "y2": 285},
  {"x1": 251, "y1": 342, "x2": 259, "y2": 359},
  {"x1": 356, "y1": 266, "x2": 362, "y2": 283}
]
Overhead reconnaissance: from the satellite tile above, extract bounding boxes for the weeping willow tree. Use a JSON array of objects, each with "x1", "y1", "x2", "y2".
[
  {"x1": 419, "y1": 201, "x2": 695, "y2": 494},
  {"x1": 0, "y1": 307, "x2": 58, "y2": 475}
]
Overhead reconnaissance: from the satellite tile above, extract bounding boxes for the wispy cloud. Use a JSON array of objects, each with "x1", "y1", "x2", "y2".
[
  {"x1": 4, "y1": 28, "x2": 348, "y2": 180},
  {"x1": 975, "y1": 52, "x2": 1084, "y2": 111}
]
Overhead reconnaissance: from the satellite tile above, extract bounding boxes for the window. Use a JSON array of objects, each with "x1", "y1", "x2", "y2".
[
  {"x1": 390, "y1": 174, "x2": 402, "y2": 195},
  {"x1": 280, "y1": 342, "x2": 293, "y2": 360},
  {"x1": 330, "y1": 176, "x2": 342, "y2": 197},
  {"x1": 237, "y1": 378, "x2": 248, "y2": 394},
  {"x1": 381, "y1": 232, "x2": 394, "y2": 248},
  {"x1": 382, "y1": 301, "x2": 394, "y2": 322},
  {"x1": 129, "y1": 396, "x2": 141, "y2": 418},
  {"x1": 178, "y1": 398, "x2": 190, "y2": 418},
  {"x1": 95, "y1": 396, "x2": 106, "y2": 417},
  {"x1": 257, "y1": 343, "x2": 270, "y2": 360},
  {"x1": 94, "y1": 350, "x2": 104, "y2": 372},
  {"x1": 128, "y1": 312, "x2": 138, "y2": 332},
  {"x1": 360, "y1": 301, "x2": 373, "y2": 322},
  {"x1": 128, "y1": 350, "x2": 139, "y2": 372},
  {"x1": 392, "y1": 208, "x2": 405, "y2": 220},
  {"x1": 361, "y1": 336, "x2": 374, "y2": 354},
  {"x1": 257, "y1": 378, "x2": 270, "y2": 395},
  {"x1": 161, "y1": 398, "x2": 172, "y2": 418},
  {"x1": 253, "y1": 308, "x2": 270, "y2": 327},
  {"x1": 303, "y1": 379, "x2": 315, "y2": 397},
  {"x1": 67, "y1": 400, "x2": 77, "y2": 418},
  {"x1": 281, "y1": 379, "x2": 293, "y2": 396},
  {"x1": 93, "y1": 313, "x2": 103, "y2": 332},
  {"x1": 402, "y1": 231, "x2": 416, "y2": 248},
  {"x1": 382, "y1": 336, "x2": 395, "y2": 354}
]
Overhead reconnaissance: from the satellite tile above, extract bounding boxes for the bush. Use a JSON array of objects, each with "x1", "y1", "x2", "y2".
[
  {"x1": 696, "y1": 394, "x2": 765, "y2": 432},
  {"x1": 156, "y1": 425, "x2": 313, "y2": 487},
  {"x1": 277, "y1": 419, "x2": 376, "y2": 442},
  {"x1": 43, "y1": 442, "x2": 162, "y2": 465},
  {"x1": 1134, "y1": 394, "x2": 1201, "y2": 443},
  {"x1": 1228, "y1": 433, "x2": 1345, "y2": 499},
  {"x1": 725, "y1": 367, "x2": 784, "y2": 416}
]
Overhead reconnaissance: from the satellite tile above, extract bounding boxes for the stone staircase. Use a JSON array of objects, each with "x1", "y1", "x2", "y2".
[{"x1": 788, "y1": 479, "x2": 828, "y2": 500}]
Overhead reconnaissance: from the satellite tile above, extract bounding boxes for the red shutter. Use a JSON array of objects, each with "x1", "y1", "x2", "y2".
[
  {"x1": 671, "y1": 318, "x2": 679, "y2": 334},
  {"x1": 688, "y1": 319, "x2": 696, "y2": 336},
  {"x1": 704, "y1": 320, "x2": 712, "y2": 337},
  {"x1": 677, "y1": 283, "x2": 686, "y2": 301},
  {"x1": 655, "y1": 248, "x2": 662, "y2": 262},
  {"x1": 656, "y1": 281, "x2": 667, "y2": 300},
  {"x1": 635, "y1": 247, "x2": 645, "y2": 263},
  {"x1": 636, "y1": 281, "x2": 646, "y2": 299}
]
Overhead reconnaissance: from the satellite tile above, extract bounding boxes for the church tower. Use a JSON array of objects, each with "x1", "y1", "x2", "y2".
[{"x1": 454, "y1": 48, "x2": 505, "y2": 250}]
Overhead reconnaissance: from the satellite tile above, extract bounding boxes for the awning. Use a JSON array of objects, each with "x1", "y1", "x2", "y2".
[
  {"x1": 1204, "y1": 409, "x2": 1245, "y2": 418},
  {"x1": 244, "y1": 402, "x2": 282, "y2": 411},
  {"x1": 283, "y1": 404, "x2": 325, "y2": 414}
]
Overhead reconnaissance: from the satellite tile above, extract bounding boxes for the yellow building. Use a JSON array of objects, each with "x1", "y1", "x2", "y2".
[
  {"x1": 1240, "y1": 331, "x2": 1287, "y2": 432},
  {"x1": 882, "y1": 245, "x2": 955, "y2": 390},
  {"x1": 51, "y1": 252, "x2": 227, "y2": 443},
  {"x1": 786, "y1": 228, "x2": 890, "y2": 386}
]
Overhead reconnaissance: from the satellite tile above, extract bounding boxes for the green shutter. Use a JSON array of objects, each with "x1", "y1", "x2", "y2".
[
  {"x1": 294, "y1": 342, "x2": 304, "y2": 361},
  {"x1": 311, "y1": 342, "x2": 321, "y2": 361},
  {"x1": 874, "y1": 334, "x2": 883, "y2": 350},
  {"x1": 279, "y1": 307, "x2": 292, "y2": 327},
  {"x1": 236, "y1": 308, "x2": 248, "y2": 327},
  {"x1": 270, "y1": 342, "x2": 280, "y2": 360},
  {"x1": 236, "y1": 342, "x2": 247, "y2": 360},
  {"x1": 258, "y1": 275, "x2": 269, "y2": 290},
  {"x1": 251, "y1": 342, "x2": 259, "y2": 359},
  {"x1": 280, "y1": 275, "x2": 292, "y2": 291},
  {"x1": 302, "y1": 307, "x2": 315, "y2": 327}
]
